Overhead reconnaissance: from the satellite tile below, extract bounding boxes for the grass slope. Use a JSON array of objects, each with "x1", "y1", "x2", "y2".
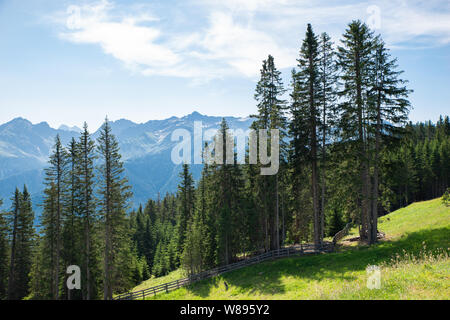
[{"x1": 137, "y1": 198, "x2": 450, "y2": 300}]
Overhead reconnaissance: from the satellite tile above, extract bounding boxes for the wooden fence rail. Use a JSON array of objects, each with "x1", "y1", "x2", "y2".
[
  {"x1": 332, "y1": 223, "x2": 352, "y2": 245},
  {"x1": 113, "y1": 242, "x2": 333, "y2": 300}
]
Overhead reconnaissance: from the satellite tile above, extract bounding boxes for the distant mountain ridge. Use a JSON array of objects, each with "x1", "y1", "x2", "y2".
[{"x1": 0, "y1": 112, "x2": 254, "y2": 214}]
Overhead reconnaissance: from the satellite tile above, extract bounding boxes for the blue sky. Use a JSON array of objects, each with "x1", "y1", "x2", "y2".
[{"x1": 0, "y1": 0, "x2": 449, "y2": 130}]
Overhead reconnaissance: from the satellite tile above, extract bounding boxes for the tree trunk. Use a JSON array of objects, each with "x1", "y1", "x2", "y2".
[
  {"x1": 310, "y1": 54, "x2": 321, "y2": 248},
  {"x1": 55, "y1": 153, "x2": 61, "y2": 300},
  {"x1": 321, "y1": 83, "x2": 327, "y2": 241},
  {"x1": 84, "y1": 144, "x2": 91, "y2": 300},
  {"x1": 356, "y1": 49, "x2": 370, "y2": 243},
  {"x1": 276, "y1": 175, "x2": 279, "y2": 250},
  {"x1": 371, "y1": 86, "x2": 382, "y2": 244}
]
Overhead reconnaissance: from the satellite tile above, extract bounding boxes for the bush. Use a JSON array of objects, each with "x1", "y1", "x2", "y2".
[{"x1": 442, "y1": 188, "x2": 450, "y2": 206}]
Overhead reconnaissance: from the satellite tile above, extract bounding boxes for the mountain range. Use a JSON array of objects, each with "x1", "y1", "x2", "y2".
[{"x1": 0, "y1": 112, "x2": 253, "y2": 214}]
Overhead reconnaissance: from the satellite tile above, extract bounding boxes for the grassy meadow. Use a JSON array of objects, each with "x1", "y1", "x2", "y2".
[{"x1": 130, "y1": 198, "x2": 449, "y2": 300}]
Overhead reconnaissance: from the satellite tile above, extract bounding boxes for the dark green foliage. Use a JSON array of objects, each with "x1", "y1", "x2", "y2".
[
  {"x1": 5, "y1": 187, "x2": 34, "y2": 300},
  {"x1": 77, "y1": 123, "x2": 101, "y2": 300},
  {"x1": 336, "y1": 20, "x2": 378, "y2": 243},
  {"x1": 0, "y1": 200, "x2": 8, "y2": 299},
  {"x1": 251, "y1": 55, "x2": 287, "y2": 252},
  {"x1": 61, "y1": 138, "x2": 83, "y2": 300},
  {"x1": 42, "y1": 135, "x2": 67, "y2": 299},
  {"x1": 176, "y1": 163, "x2": 195, "y2": 258},
  {"x1": 14, "y1": 186, "x2": 34, "y2": 299},
  {"x1": 381, "y1": 119, "x2": 450, "y2": 211},
  {"x1": 443, "y1": 188, "x2": 450, "y2": 206},
  {"x1": 97, "y1": 118, "x2": 133, "y2": 299},
  {"x1": 290, "y1": 24, "x2": 322, "y2": 247}
]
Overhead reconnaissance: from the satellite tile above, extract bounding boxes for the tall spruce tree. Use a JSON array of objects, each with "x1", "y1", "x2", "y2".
[
  {"x1": 337, "y1": 20, "x2": 376, "y2": 243},
  {"x1": 290, "y1": 24, "x2": 322, "y2": 247},
  {"x1": 42, "y1": 135, "x2": 67, "y2": 299},
  {"x1": 176, "y1": 163, "x2": 195, "y2": 260},
  {"x1": 38, "y1": 182, "x2": 58, "y2": 299},
  {"x1": 251, "y1": 55, "x2": 287, "y2": 251},
  {"x1": 198, "y1": 160, "x2": 217, "y2": 269},
  {"x1": 368, "y1": 39, "x2": 411, "y2": 242},
  {"x1": 7, "y1": 188, "x2": 20, "y2": 300},
  {"x1": 62, "y1": 137, "x2": 82, "y2": 299},
  {"x1": 14, "y1": 186, "x2": 34, "y2": 299},
  {"x1": 97, "y1": 118, "x2": 133, "y2": 300},
  {"x1": 0, "y1": 199, "x2": 8, "y2": 299},
  {"x1": 288, "y1": 68, "x2": 313, "y2": 244},
  {"x1": 214, "y1": 119, "x2": 244, "y2": 264},
  {"x1": 181, "y1": 209, "x2": 206, "y2": 275},
  {"x1": 77, "y1": 122, "x2": 99, "y2": 299},
  {"x1": 317, "y1": 32, "x2": 338, "y2": 240}
]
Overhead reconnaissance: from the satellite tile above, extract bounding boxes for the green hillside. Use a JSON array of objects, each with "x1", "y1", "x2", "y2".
[{"x1": 132, "y1": 198, "x2": 450, "y2": 300}]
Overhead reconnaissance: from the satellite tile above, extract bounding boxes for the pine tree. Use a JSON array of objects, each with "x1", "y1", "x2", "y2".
[
  {"x1": 214, "y1": 119, "x2": 244, "y2": 264},
  {"x1": 7, "y1": 188, "x2": 20, "y2": 300},
  {"x1": 181, "y1": 210, "x2": 206, "y2": 275},
  {"x1": 0, "y1": 199, "x2": 9, "y2": 299},
  {"x1": 368, "y1": 39, "x2": 411, "y2": 242},
  {"x1": 14, "y1": 186, "x2": 34, "y2": 299},
  {"x1": 97, "y1": 117, "x2": 133, "y2": 300},
  {"x1": 194, "y1": 160, "x2": 216, "y2": 269},
  {"x1": 288, "y1": 67, "x2": 313, "y2": 245},
  {"x1": 337, "y1": 20, "x2": 377, "y2": 243},
  {"x1": 29, "y1": 235, "x2": 50, "y2": 299},
  {"x1": 251, "y1": 55, "x2": 287, "y2": 251},
  {"x1": 291, "y1": 24, "x2": 322, "y2": 247},
  {"x1": 77, "y1": 122, "x2": 98, "y2": 299},
  {"x1": 43, "y1": 135, "x2": 67, "y2": 299},
  {"x1": 318, "y1": 31, "x2": 338, "y2": 241},
  {"x1": 176, "y1": 163, "x2": 195, "y2": 260},
  {"x1": 37, "y1": 182, "x2": 58, "y2": 299},
  {"x1": 62, "y1": 137, "x2": 82, "y2": 299}
]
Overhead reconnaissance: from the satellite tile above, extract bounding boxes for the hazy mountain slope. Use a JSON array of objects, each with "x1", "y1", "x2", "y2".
[{"x1": 0, "y1": 112, "x2": 253, "y2": 213}]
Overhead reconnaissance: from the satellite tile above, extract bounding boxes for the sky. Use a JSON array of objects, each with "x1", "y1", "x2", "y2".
[{"x1": 0, "y1": 0, "x2": 449, "y2": 130}]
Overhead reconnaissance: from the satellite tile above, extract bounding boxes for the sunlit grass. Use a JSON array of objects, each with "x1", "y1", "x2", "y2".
[
  {"x1": 131, "y1": 269, "x2": 185, "y2": 292},
  {"x1": 133, "y1": 197, "x2": 449, "y2": 300}
]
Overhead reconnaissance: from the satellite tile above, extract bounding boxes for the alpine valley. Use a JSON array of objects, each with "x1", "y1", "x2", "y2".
[{"x1": 0, "y1": 111, "x2": 253, "y2": 216}]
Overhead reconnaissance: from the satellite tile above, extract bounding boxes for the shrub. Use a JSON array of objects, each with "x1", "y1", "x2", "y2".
[{"x1": 442, "y1": 188, "x2": 450, "y2": 206}]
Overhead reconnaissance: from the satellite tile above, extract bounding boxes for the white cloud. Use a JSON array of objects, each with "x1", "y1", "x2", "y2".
[
  {"x1": 196, "y1": 11, "x2": 295, "y2": 77},
  {"x1": 55, "y1": 0, "x2": 450, "y2": 80},
  {"x1": 61, "y1": 0, "x2": 179, "y2": 71},
  {"x1": 375, "y1": 1, "x2": 450, "y2": 47}
]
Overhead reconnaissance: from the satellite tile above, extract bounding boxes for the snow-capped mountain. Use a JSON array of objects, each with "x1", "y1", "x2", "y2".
[{"x1": 0, "y1": 112, "x2": 254, "y2": 213}]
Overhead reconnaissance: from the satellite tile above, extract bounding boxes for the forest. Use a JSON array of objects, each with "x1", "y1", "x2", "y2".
[{"x1": 0, "y1": 20, "x2": 449, "y2": 300}]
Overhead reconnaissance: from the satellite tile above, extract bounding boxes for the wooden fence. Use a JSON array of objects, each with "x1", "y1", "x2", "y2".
[
  {"x1": 332, "y1": 223, "x2": 352, "y2": 245},
  {"x1": 113, "y1": 242, "x2": 333, "y2": 300}
]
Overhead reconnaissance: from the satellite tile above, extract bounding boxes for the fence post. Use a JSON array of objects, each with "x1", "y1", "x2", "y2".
[
  {"x1": 177, "y1": 279, "x2": 180, "y2": 289},
  {"x1": 142, "y1": 290, "x2": 145, "y2": 300},
  {"x1": 165, "y1": 283, "x2": 169, "y2": 293}
]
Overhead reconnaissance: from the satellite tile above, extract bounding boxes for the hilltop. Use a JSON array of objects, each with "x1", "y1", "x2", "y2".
[{"x1": 132, "y1": 198, "x2": 449, "y2": 300}]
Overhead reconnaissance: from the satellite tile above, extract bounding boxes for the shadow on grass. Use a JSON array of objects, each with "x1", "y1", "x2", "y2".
[{"x1": 183, "y1": 226, "x2": 450, "y2": 298}]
